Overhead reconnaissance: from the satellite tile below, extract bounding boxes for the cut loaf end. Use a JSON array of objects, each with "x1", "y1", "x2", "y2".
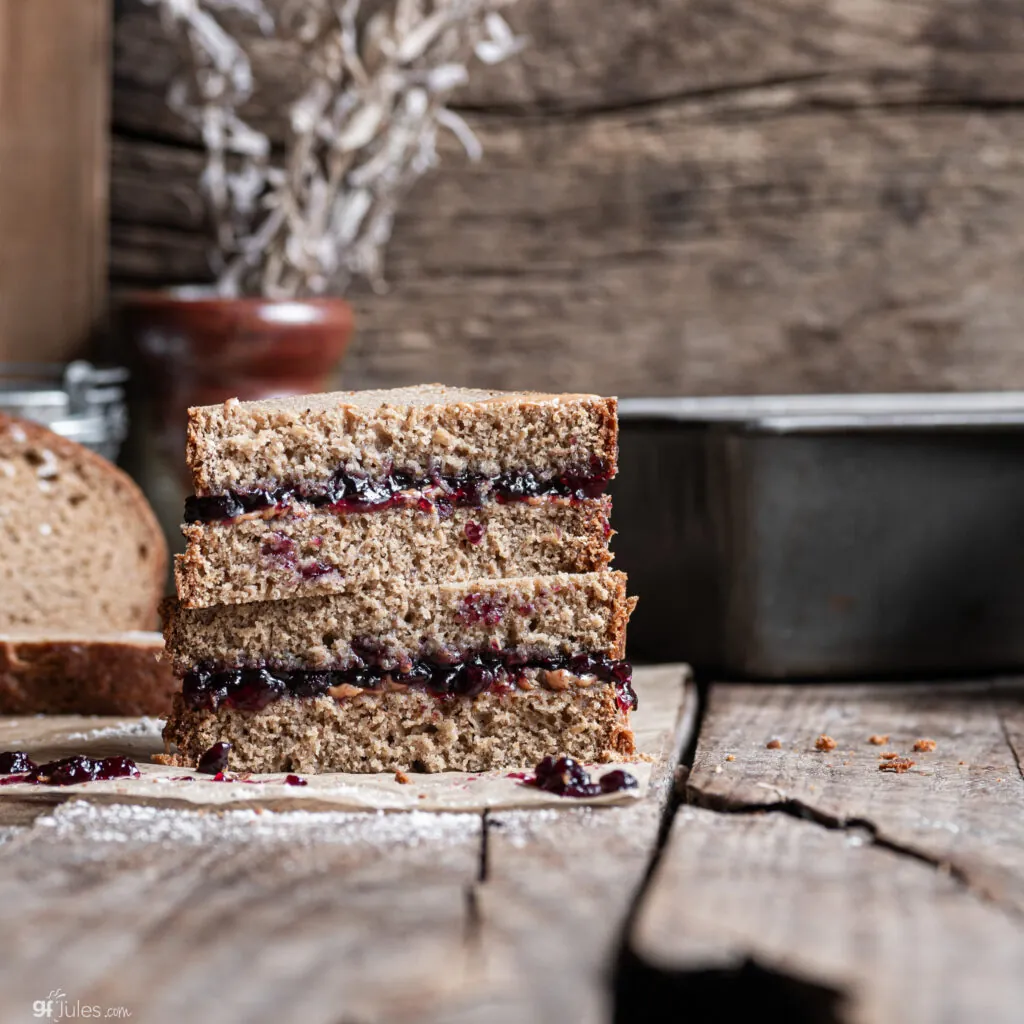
[{"x1": 0, "y1": 414, "x2": 167, "y2": 633}]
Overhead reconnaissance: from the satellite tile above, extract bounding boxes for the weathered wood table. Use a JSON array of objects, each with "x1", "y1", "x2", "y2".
[{"x1": 1, "y1": 673, "x2": 1022, "y2": 1024}]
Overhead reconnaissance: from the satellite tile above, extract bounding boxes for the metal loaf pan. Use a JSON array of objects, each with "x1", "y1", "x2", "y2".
[{"x1": 610, "y1": 394, "x2": 1024, "y2": 679}]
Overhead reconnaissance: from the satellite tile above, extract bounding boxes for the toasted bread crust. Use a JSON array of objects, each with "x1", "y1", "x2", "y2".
[{"x1": 0, "y1": 633, "x2": 176, "y2": 716}]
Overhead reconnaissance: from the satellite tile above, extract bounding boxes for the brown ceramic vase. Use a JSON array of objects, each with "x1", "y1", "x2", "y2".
[{"x1": 118, "y1": 289, "x2": 353, "y2": 554}]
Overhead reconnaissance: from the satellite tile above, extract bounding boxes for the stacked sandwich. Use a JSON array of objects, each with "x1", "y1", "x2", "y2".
[{"x1": 161, "y1": 385, "x2": 638, "y2": 773}]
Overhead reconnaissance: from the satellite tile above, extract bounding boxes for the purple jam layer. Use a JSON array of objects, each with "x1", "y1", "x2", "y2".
[
  {"x1": 527, "y1": 755, "x2": 639, "y2": 798},
  {"x1": 184, "y1": 462, "x2": 612, "y2": 524},
  {"x1": 0, "y1": 754, "x2": 139, "y2": 786},
  {"x1": 182, "y1": 651, "x2": 637, "y2": 714}
]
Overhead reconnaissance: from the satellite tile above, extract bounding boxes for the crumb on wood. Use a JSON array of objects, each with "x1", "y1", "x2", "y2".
[
  {"x1": 959, "y1": 761, "x2": 967, "y2": 766},
  {"x1": 880, "y1": 751, "x2": 899, "y2": 760},
  {"x1": 395, "y1": 770, "x2": 410, "y2": 785},
  {"x1": 913, "y1": 738, "x2": 937, "y2": 752},
  {"x1": 868, "y1": 734, "x2": 889, "y2": 745},
  {"x1": 879, "y1": 758, "x2": 915, "y2": 773},
  {"x1": 815, "y1": 735, "x2": 837, "y2": 752},
  {"x1": 766, "y1": 738, "x2": 782, "y2": 749},
  {"x1": 725, "y1": 754, "x2": 735, "y2": 762}
]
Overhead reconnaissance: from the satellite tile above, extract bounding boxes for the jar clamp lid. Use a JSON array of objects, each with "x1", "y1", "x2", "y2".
[{"x1": 0, "y1": 361, "x2": 129, "y2": 461}]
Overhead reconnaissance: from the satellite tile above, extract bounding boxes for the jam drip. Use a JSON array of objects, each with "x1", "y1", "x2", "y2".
[
  {"x1": 0, "y1": 751, "x2": 35, "y2": 774},
  {"x1": 184, "y1": 461, "x2": 612, "y2": 524},
  {"x1": 0, "y1": 754, "x2": 139, "y2": 786},
  {"x1": 528, "y1": 756, "x2": 639, "y2": 798},
  {"x1": 197, "y1": 741, "x2": 231, "y2": 774},
  {"x1": 182, "y1": 651, "x2": 637, "y2": 714}
]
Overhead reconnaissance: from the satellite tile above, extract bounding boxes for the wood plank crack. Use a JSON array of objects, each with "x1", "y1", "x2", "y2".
[
  {"x1": 997, "y1": 707, "x2": 1024, "y2": 787},
  {"x1": 684, "y1": 681, "x2": 1024, "y2": 919},
  {"x1": 467, "y1": 667, "x2": 696, "y2": 1023},
  {"x1": 686, "y1": 789, "x2": 986, "y2": 906},
  {"x1": 450, "y1": 70, "x2": 842, "y2": 120},
  {"x1": 627, "y1": 805, "x2": 1024, "y2": 1024},
  {"x1": 617, "y1": 680, "x2": 1024, "y2": 1022}
]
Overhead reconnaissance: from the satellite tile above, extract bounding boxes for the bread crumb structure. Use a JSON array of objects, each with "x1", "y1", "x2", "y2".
[
  {"x1": 0, "y1": 413, "x2": 166, "y2": 635},
  {"x1": 161, "y1": 386, "x2": 638, "y2": 774},
  {"x1": 815, "y1": 735, "x2": 837, "y2": 752},
  {"x1": 913, "y1": 738, "x2": 937, "y2": 752},
  {"x1": 868, "y1": 734, "x2": 890, "y2": 745},
  {"x1": 879, "y1": 758, "x2": 915, "y2": 773}
]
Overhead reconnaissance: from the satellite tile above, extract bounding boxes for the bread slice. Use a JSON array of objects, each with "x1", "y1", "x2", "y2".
[
  {"x1": 161, "y1": 685, "x2": 635, "y2": 774},
  {"x1": 0, "y1": 413, "x2": 167, "y2": 632},
  {"x1": 186, "y1": 384, "x2": 618, "y2": 495},
  {"x1": 175, "y1": 498, "x2": 613, "y2": 608},
  {"x1": 0, "y1": 632, "x2": 176, "y2": 716},
  {"x1": 163, "y1": 570, "x2": 633, "y2": 673}
]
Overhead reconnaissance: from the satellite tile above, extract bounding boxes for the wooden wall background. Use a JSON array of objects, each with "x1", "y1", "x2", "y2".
[
  {"x1": 110, "y1": 0, "x2": 1024, "y2": 396},
  {"x1": 0, "y1": 0, "x2": 109, "y2": 364}
]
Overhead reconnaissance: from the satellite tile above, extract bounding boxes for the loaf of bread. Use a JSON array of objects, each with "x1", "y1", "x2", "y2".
[{"x1": 0, "y1": 413, "x2": 167, "y2": 633}]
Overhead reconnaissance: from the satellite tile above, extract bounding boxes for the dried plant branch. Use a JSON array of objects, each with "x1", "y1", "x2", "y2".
[{"x1": 143, "y1": 0, "x2": 524, "y2": 298}]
